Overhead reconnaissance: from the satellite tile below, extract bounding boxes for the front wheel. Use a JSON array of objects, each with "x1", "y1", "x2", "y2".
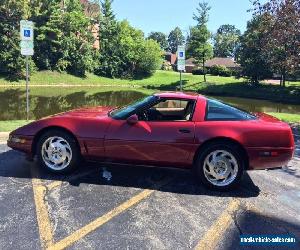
[
  {"x1": 36, "y1": 130, "x2": 80, "y2": 173},
  {"x1": 194, "y1": 143, "x2": 244, "y2": 191}
]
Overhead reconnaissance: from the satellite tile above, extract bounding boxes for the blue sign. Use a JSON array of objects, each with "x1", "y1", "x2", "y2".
[
  {"x1": 179, "y1": 52, "x2": 184, "y2": 57},
  {"x1": 24, "y1": 29, "x2": 31, "y2": 38}
]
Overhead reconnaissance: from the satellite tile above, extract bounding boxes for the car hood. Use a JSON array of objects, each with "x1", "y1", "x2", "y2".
[{"x1": 53, "y1": 106, "x2": 115, "y2": 118}]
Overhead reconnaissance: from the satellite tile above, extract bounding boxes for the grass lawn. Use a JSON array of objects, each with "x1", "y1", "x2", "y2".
[
  {"x1": 266, "y1": 112, "x2": 300, "y2": 123},
  {"x1": 0, "y1": 120, "x2": 33, "y2": 132},
  {"x1": 0, "y1": 70, "x2": 242, "y2": 87}
]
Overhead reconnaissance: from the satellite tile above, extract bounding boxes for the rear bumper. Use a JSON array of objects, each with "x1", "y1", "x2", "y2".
[{"x1": 247, "y1": 146, "x2": 294, "y2": 170}]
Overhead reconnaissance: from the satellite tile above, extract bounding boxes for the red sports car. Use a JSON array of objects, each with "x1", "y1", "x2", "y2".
[{"x1": 7, "y1": 92, "x2": 295, "y2": 190}]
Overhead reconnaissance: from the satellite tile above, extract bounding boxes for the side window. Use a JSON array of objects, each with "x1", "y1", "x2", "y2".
[
  {"x1": 141, "y1": 99, "x2": 195, "y2": 121},
  {"x1": 154, "y1": 100, "x2": 188, "y2": 109},
  {"x1": 206, "y1": 99, "x2": 255, "y2": 121}
]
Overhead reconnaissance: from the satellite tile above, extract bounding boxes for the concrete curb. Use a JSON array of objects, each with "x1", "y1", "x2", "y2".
[{"x1": 0, "y1": 132, "x2": 9, "y2": 143}]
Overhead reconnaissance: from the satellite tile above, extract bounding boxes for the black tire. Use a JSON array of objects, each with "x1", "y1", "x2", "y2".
[
  {"x1": 36, "y1": 129, "x2": 81, "y2": 174},
  {"x1": 193, "y1": 142, "x2": 244, "y2": 191}
]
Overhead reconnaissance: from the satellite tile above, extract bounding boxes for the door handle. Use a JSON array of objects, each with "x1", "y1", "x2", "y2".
[{"x1": 179, "y1": 128, "x2": 191, "y2": 134}]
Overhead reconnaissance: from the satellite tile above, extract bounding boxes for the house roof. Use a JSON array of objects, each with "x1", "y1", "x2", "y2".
[
  {"x1": 204, "y1": 57, "x2": 240, "y2": 68},
  {"x1": 185, "y1": 58, "x2": 196, "y2": 66}
]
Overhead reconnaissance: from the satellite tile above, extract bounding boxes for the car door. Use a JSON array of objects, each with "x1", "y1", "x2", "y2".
[{"x1": 104, "y1": 119, "x2": 195, "y2": 167}]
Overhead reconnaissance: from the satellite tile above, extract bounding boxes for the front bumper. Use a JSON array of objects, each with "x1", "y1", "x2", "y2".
[
  {"x1": 247, "y1": 146, "x2": 294, "y2": 170},
  {"x1": 7, "y1": 134, "x2": 34, "y2": 156}
]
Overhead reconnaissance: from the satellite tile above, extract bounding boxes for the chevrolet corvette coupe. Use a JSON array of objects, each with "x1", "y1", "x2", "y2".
[{"x1": 8, "y1": 92, "x2": 294, "y2": 190}]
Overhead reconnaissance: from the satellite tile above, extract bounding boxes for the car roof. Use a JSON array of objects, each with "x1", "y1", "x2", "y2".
[{"x1": 154, "y1": 91, "x2": 205, "y2": 101}]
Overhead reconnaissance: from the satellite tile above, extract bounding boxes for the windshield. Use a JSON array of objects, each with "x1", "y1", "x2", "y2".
[{"x1": 109, "y1": 95, "x2": 159, "y2": 119}]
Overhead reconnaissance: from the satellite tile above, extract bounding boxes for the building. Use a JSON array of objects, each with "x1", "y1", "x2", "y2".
[
  {"x1": 80, "y1": 0, "x2": 100, "y2": 49},
  {"x1": 204, "y1": 57, "x2": 241, "y2": 70},
  {"x1": 164, "y1": 52, "x2": 177, "y2": 65},
  {"x1": 185, "y1": 58, "x2": 197, "y2": 73},
  {"x1": 182, "y1": 57, "x2": 241, "y2": 73}
]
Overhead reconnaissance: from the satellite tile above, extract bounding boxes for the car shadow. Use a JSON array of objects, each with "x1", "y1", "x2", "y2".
[{"x1": 0, "y1": 148, "x2": 260, "y2": 198}]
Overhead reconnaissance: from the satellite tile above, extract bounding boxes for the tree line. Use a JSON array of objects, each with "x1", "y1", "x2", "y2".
[
  {"x1": 148, "y1": 0, "x2": 300, "y2": 86},
  {"x1": 0, "y1": 0, "x2": 299, "y2": 86},
  {"x1": 0, "y1": 0, "x2": 162, "y2": 80}
]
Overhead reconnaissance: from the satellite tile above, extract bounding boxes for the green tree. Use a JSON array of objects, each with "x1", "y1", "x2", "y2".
[
  {"x1": 187, "y1": 1, "x2": 213, "y2": 82},
  {"x1": 148, "y1": 32, "x2": 168, "y2": 51},
  {"x1": 31, "y1": 0, "x2": 63, "y2": 70},
  {"x1": 96, "y1": 0, "x2": 121, "y2": 77},
  {"x1": 0, "y1": 0, "x2": 30, "y2": 80},
  {"x1": 213, "y1": 24, "x2": 241, "y2": 58},
  {"x1": 253, "y1": 0, "x2": 300, "y2": 87},
  {"x1": 59, "y1": 0, "x2": 95, "y2": 76},
  {"x1": 110, "y1": 20, "x2": 162, "y2": 78},
  {"x1": 238, "y1": 16, "x2": 272, "y2": 84},
  {"x1": 167, "y1": 27, "x2": 185, "y2": 53},
  {"x1": 138, "y1": 39, "x2": 162, "y2": 76},
  {"x1": 31, "y1": 0, "x2": 95, "y2": 76},
  {"x1": 96, "y1": 2, "x2": 162, "y2": 78}
]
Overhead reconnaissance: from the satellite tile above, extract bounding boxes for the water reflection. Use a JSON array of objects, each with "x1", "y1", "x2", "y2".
[
  {"x1": 0, "y1": 89, "x2": 299, "y2": 121},
  {"x1": 0, "y1": 89, "x2": 146, "y2": 120},
  {"x1": 212, "y1": 96, "x2": 300, "y2": 114}
]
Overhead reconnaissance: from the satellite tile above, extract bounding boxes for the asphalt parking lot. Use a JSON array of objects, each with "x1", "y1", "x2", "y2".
[{"x1": 0, "y1": 129, "x2": 299, "y2": 250}]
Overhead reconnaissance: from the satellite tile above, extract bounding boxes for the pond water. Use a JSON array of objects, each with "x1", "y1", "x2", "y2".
[
  {"x1": 0, "y1": 89, "x2": 299, "y2": 121},
  {"x1": 211, "y1": 96, "x2": 300, "y2": 114}
]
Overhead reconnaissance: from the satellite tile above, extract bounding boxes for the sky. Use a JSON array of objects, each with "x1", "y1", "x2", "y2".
[{"x1": 112, "y1": 0, "x2": 258, "y2": 36}]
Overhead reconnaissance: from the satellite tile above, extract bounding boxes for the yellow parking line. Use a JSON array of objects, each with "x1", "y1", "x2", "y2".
[
  {"x1": 48, "y1": 189, "x2": 155, "y2": 250},
  {"x1": 31, "y1": 161, "x2": 173, "y2": 250},
  {"x1": 47, "y1": 177, "x2": 173, "y2": 250},
  {"x1": 31, "y1": 166, "x2": 54, "y2": 249},
  {"x1": 195, "y1": 199, "x2": 241, "y2": 250}
]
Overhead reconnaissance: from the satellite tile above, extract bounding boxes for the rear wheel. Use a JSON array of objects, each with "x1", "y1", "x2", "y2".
[
  {"x1": 36, "y1": 130, "x2": 80, "y2": 173},
  {"x1": 194, "y1": 143, "x2": 244, "y2": 191}
]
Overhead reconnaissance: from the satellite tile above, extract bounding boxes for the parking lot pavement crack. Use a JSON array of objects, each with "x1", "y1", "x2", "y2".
[
  {"x1": 230, "y1": 206, "x2": 244, "y2": 236},
  {"x1": 245, "y1": 204, "x2": 300, "y2": 241},
  {"x1": 194, "y1": 199, "x2": 242, "y2": 250}
]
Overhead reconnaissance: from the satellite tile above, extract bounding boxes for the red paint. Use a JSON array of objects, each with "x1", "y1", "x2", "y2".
[{"x1": 7, "y1": 92, "x2": 295, "y2": 170}]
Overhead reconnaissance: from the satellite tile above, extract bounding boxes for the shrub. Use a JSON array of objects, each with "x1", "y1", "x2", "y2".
[
  {"x1": 161, "y1": 61, "x2": 173, "y2": 71},
  {"x1": 96, "y1": 20, "x2": 162, "y2": 78},
  {"x1": 135, "y1": 38, "x2": 162, "y2": 77},
  {"x1": 209, "y1": 65, "x2": 232, "y2": 77},
  {"x1": 192, "y1": 68, "x2": 205, "y2": 75}
]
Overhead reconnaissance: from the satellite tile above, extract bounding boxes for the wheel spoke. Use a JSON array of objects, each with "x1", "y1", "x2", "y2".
[
  {"x1": 212, "y1": 152, "x2": 218, "y2": 163},
  {"x1": 223, "y1": 168, "x2": 232, "y2": 180},
  {"x1": 65, "y1": 150, "x2": 71, "y2": 159}
]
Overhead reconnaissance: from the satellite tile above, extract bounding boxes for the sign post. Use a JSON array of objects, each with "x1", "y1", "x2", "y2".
[
  {"x1": 20, "y1": 20, "x2": 34, "y2": 121},
  {"x1": 177, "y1": 45, "x2": 186, "y2": 91}
]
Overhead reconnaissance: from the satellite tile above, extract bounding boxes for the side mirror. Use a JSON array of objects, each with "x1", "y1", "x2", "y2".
[{"x1": 127, "y1": 114, "x2": 138, "y2": 125}]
